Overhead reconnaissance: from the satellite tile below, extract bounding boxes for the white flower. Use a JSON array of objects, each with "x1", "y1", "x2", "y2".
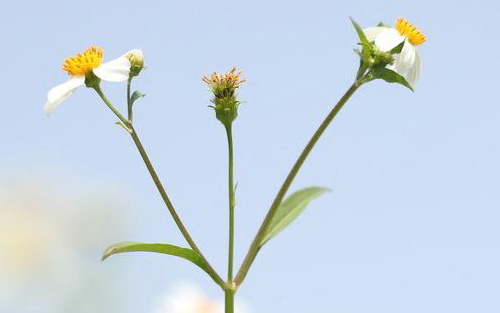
[
  {"x1": 44, "y1": 46, "x2": 136, "y2": 115},
  {"x1": 363, "y1": 18, "x2": 426, "y2": 86}
]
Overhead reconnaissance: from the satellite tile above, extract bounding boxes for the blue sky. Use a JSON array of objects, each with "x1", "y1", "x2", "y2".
[{"x1": 1, "y1": 0, "x2": 500, "y2": 312}]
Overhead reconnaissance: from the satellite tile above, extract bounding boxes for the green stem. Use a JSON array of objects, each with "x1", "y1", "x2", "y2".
[
  {"x1": 93, "y1": 84, "x2": 129, "y2": 126},
  {"x1": 128, "y1": 129, "x2": 225, "y2": 289},
  {"x1": 225, "y1": 123, "x2": 235, "y2": 282},
  {"x1": 127, "y1": 77, "x2": 133, "y2": 122},
  {"x1": 225, "y1": 289, "x2": 235, "y2": 313},
  {"x1": 92, "y1": 86, "x2": 226, "y2": 290},
  {"x1": 234, "y1": 80, "x2": 362, "y2": 286}
]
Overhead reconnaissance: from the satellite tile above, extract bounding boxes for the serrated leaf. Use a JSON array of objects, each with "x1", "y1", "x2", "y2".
[
  {"x1": 102, "y1": 242, "x2": 212, "y2": 276},
  {"x1": 130, "y1": 91, "x2": 145, "y2": 106},
  {"x1": 370, "y1": 68, "x2": 414, "y2": 91},
  {"x1": 261, "y1": 187, "x2": 330, "y2": 246}
]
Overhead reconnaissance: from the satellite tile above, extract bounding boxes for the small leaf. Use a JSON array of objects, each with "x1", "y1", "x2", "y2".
[
  {"x1": 130, "y1": 91, "x2": 145, "y2": 106},
  {"x1": 102, "y1": 242, "x2": 212, "y2": 276},
  {"x1": 261, "y1": 187, "x2": 330, "y2": 246},
  {"x1": 370, "y1": 68, "x2": 414, "y2": 91},
  {"x1": 115, "y1": 121, "x2": 132, "y2": 133}
]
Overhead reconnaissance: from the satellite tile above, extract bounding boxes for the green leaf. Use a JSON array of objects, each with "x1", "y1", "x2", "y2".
[
  {"x1": 261, "y1": 187, "x2": 330, "y2": 246},
  {"x1": 370, "y1": 68, "x2": 414, "y2": 91},
  {"x1": 102, "y1": 242, "x2": 212, "y2": 275},
  {"x1": 130, "y1": 91, "x2": 145, "y2": 106}
]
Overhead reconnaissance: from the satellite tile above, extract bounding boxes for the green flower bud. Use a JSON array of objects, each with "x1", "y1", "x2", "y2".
[
  {"x1": 126, "y1": 49, "x2": 144, "y2": 77},
  {"x1": 203, "y1": 67, "x2": 246, "y2": 126}
]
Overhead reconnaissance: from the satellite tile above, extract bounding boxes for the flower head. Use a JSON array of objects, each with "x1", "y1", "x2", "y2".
[
  {"x1": 44, "y1": 47, "x2": 141, "y2": 115},
  {"x1": 126, "y1": 49, "x2": 145, "y2": 77},
  {"x1": 363, "y1": 18, "x2": 426, "y2": 86},
  {"x1": 62, "y1": 46, "x2": 103, "y2": 76},
  {"x1": 203, "y1": 66, "x2": 246, "y2": 126},
  {"x1": 202, "y1": 66, "x2": 246, "y2": 99}
]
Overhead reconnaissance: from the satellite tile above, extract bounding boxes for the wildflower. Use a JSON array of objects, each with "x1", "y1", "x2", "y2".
[
  {"x1": 363, "y1": 18, "x2": 426, "y2": 86},
  {"x1": 202, "y1": 67, "x2": 246, "y2": 126},
  {"x1": 44, "y1": 46, "x2": 135, "y2": 115}
]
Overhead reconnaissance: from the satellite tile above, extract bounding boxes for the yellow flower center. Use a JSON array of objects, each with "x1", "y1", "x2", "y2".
[
  {"x1": 62, "y1": 46, "x2": 103, "y2": 76},
  {"x1": 395, "y1": 18, "x2": 426, "y2": 46}
]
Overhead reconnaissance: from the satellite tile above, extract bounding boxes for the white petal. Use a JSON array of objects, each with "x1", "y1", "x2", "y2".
[
  {"x1": 391, "y1": 41, "x2": 416, "y2": 73},
  {"x1": 126, "y1": 49, "x2": 143, "y2": 59},
  {"x1": 363, "y1": 27, "x2": 388, "y2": 42},
  {"x1": 93, "y1": 56, "x2": 131, "y2": 82},
  {"x1": 406, "y1": 49, "x2": 421, "y2": 87},
  {"x1": 44, "y1": 76, "x2": 85, "y2": 115},
  {"x1": 374, "y1": 28, "x2": 405, "y2": 52}
]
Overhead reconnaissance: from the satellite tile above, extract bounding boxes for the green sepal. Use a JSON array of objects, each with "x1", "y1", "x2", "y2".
[
  {"x1": 389, "y1": 41, "x2": 405, "y2": 54},
  {"x1": 260, "y1": 186, "x2": 330, "y2": 246},
  {"x1": 350, "y1": 17, "x2": 371, "y2": 52},
  {"x1": 369, "y1": 68, "x2": 414, "y2": 91},
  {"x1": 84, "y1": 72, "x2": 101, "y2": 89},
  {"x1": 351, "y1": 17, "x2": 374, "y2": 80}
]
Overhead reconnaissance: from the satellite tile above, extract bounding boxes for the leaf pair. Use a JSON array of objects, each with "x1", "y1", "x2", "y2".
[{"x1": 102, "y1": 187, "x2": 329, "y2": 281}]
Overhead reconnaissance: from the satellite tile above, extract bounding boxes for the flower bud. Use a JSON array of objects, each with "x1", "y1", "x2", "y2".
[
  {"x1": 202, "y1": 67, "x2": 246, "y2": 126},
  {"x1": 126, "y1": 49, "x2": 144, "y2": 77}
]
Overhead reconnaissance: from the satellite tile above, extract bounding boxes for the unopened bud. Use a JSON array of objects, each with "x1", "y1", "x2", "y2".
[{"x1": 126, "y1": 49, "x2": 144, "y2": 77}]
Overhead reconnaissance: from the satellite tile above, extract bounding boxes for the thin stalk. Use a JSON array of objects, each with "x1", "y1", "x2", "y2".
[
  {"x1": 92, "y1": 85, "x2": 226, "y2": 290},
  {"x1": 234, "y1": 81, "x2": 362, "y2": 286},
  {"x1": 93, "y1": 85, "x2": 129, "y2": 126},
  {"x1": 225, "y1": 124, "x2": 235, "y2": 282},
  {"x1": 128, "y1": 128, "x2": 225, "y2": 289},
  {"x1": 127, "y1": 77, "x2": 133, "y2": 122}
]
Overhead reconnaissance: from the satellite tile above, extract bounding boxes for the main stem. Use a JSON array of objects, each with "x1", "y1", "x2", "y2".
[
  {"x1": 92, "y1": 84, "x2": 225, "y2": 290},
  {"x1": 225, "y1": 123, "x2": 236, "y2": 313},
  {"x1": 225, "y1": 124, "x2": 235, "y2": 281},
  {"x1": 225, "y1": 289, "x2": 235, "y2": 313},
  {"x1": 235, "y1": 81, "x2": 362, "y2": 286}
]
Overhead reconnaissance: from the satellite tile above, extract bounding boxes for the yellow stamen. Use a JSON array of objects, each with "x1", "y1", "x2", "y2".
[
  {"x1": 395, "y1": 18, "x2": 426, "y2": 46},
  {"x1": 202, "y1": 66, "x2": 246, "y2": 89},
  {"x1": 62, "y1": 46, "x2": 103, "y2": 76}
]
